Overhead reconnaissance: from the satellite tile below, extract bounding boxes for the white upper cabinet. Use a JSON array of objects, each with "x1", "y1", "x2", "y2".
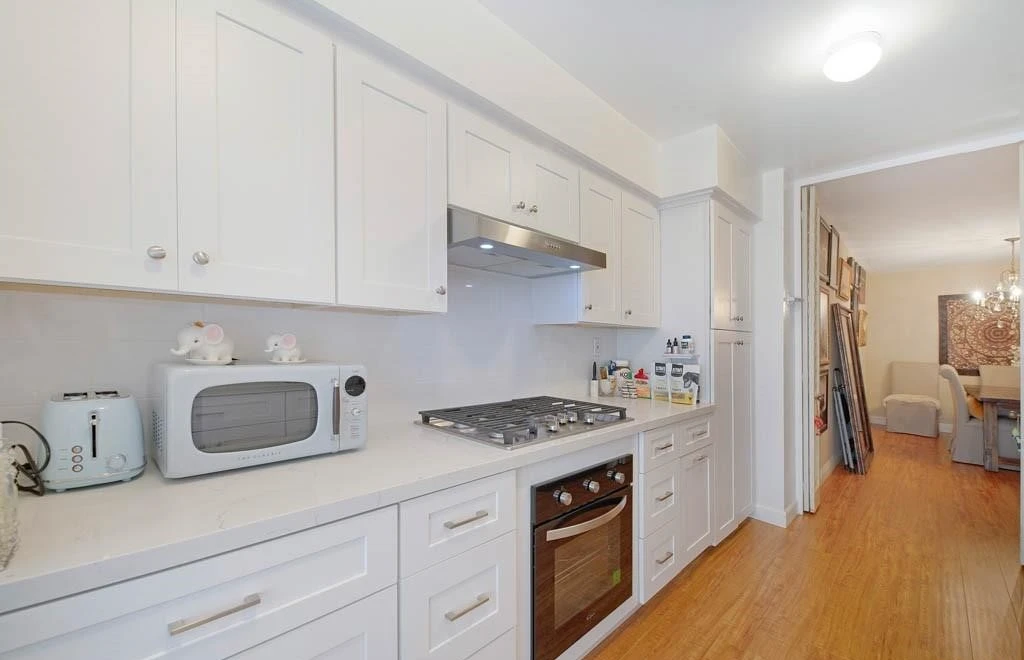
[
  {"x1": 0, "y1": 0, "x2": 177, "y2": 290},
  {"x1": 336, "y1": 46, "x2": 447, "y2": 312},
  {"x1": 520, "y1": 146, "x2": 581, "y2": 242},
  {"x1": 448, "y1": 106, "x2": 518, "y2": 223},
  {"x1": 710, "y1": 202, "x2": 753, "y2": 332},
  {"x1": 177, "y1": 0, "x2": 335, "y2": 303},
  {"x1": 448, "y1": 106, "x2": 580, "y2": 242},
  {"x1": 620, "y1": 192, "x2": 661, "y2": 327},
  {"x1": 579, "y1": 171, "x2": 622, "y2": 324}
]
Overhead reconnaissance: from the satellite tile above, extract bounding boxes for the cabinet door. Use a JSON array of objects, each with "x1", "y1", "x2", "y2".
[
  {"x1": 711, "y1": 207, "x2": 734, "y2": 329},
  {"x1": 231, "y1": 587, "x2": 397, "y2": 660},
  {"x1": 681, "y1": 449, "x2": 713, "y2": 562},
  {"x1": 177, "y1": 0, "x2": 335, "y2": 303},
  {"x1": 732, "y1": 223, "x2": 753, "y2": 332},
  {"x1": 620, "y1": 192, "x2": 660, "y2": 327},
  {"x1": 448, "y1": 106, "x2": 519, "y2": 222},
  {"x1": 733, "y1": 336, "x2": 754, "y2": 519},
  {"x1": 0, "y1": 0, "x2": 177, "y2": 290},
  {"x1": 517, "y1": 146, "x2": 580, "y2": 242},
  {"x1": 579, "y1": 172, "x2": 621, "y2": 324},
  {"x1": 712, "y1": 331, "x2": 736, "y2": 542},
  {"x1": 337, "y1": 47, "x2": 447, "y2": 312}
]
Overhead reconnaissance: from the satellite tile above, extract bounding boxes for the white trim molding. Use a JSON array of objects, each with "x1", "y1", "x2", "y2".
[
  {"x1": 869, "y1": 415, "x2": 952, "y2": 434},
  {"x1": 659, "y1": 185, "x2": 762, "y2": 224},
  {"x1": 752, "y1": 505, "x2": 789, "y2": 528}
]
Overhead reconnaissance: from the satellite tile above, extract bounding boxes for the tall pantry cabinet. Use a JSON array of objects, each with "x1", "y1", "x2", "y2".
[{"x1": 709, "y1": 200, "x2": 755, "y2": 542}]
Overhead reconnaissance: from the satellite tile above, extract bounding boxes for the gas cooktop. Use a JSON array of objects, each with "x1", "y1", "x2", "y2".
[{"x1": 418, "y1": 396, "x2": 631, "y2": 449}]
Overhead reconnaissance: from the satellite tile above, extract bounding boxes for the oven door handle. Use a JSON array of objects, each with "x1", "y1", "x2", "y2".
[{"x1": 545, "y1": 495, "x2": 628, "y2": 542}]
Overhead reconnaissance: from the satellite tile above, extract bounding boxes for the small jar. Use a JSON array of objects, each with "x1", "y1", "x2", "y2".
[{"x1": 0, "y1": 439, "x2": 18, "y2": 570}]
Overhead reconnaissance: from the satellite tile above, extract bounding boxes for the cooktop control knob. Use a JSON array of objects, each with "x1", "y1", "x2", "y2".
[
  {"x1": 606, "y1": 470, "x2": 627, "y2": 484},
  {"x1": 583, "y1": 479, "x2": 600, "y2": 494},
  {"x1": 553, "y1": 489, "x2": 573, "y2": 506},
  {"x1": 107, "y1": 453, "x2": 127, "y2": 471}
]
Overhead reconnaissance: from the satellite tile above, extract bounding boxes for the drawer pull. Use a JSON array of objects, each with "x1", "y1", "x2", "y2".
[
  {"x1": 445, "y1": 593, "x2": 491, "y2": 622},
  {"x1": 655, "y1": 490, "x2": 674, "y2": 502},
  {"x1": 654, "y1": 442, "x2": 674, "y2": 451},
  {"x1": 168, "y1": 593, "x2": 262, "y2": 636},
  {"x1": 655, "y1": 551, "x2": 674, "y2": 565},
  {"x1": 693, "y1": 454, "x2": 709, "y2": 464},
  {"x1": 693, "y1": 429, "x2": 709, "y2": 438},
  {"x1": 444, "y1": 509, "x2": 489, "y2": 530}
]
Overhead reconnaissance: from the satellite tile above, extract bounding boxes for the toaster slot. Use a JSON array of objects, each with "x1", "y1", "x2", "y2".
[{"x1": 90, "y1": 412, "x2": 98, "y2": 458}]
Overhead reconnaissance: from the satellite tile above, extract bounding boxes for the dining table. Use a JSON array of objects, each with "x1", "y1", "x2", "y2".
[{"x1": 965, "y1": 384, "x2": 1020, "y2": 471}]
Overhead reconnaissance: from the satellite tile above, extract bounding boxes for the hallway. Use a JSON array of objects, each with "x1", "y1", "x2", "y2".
[{"x1": 588, "y1": 428, "x2": 1023, "y2": 659}]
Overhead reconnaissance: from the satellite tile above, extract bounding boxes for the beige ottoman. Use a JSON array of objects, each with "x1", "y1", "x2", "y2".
[{"x1": 884, "y1": 394, "x2": 940, "y2": 437}]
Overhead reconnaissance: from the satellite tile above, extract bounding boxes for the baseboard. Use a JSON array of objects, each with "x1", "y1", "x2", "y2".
[
  {"x1": 785, "y1": 501, "x2": 800, "y2": 525},
  {"x1": 752, "y1": 504, "x2": 789, "y2": 528},
  {"x1": 867, "y1": 415, "x2": 952, "y2": 434},
  {"x1": 821, "y1": 453, "x2": 840, "y2": 482}
]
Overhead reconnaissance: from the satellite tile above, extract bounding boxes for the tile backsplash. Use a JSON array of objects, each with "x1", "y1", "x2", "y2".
[{"x1": 0, "y1": 266, "x2": 618, "y2": 451}]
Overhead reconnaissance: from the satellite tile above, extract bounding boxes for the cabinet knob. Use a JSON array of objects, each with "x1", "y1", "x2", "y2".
[
  {"x1": 192, "y1": 251, "x2": 210, "y2": 266},
  {"x1": 625, "y1": 309, "x2": 633, "y2": 316},
  {"x1": 514, "y1": 201, "x2": 526, "y2": 210},
  {"x1": 735, "y1": 340, "x2": 745, "y2": 346},
  {"x1": 528, "y1": 204, "x2": 538, "y2": 214},
  {"x1": 731, "y1": 315, "x2": 745, "y2": 322},
  {"x1": 435, "y1": 285, "x2": 447, "y2": 295},
  {"x1": 584, "y1": 304, "x2": 593, "y2": 311},
  {"x1": 146, "y1": 245, "x2": 167, "y2": 260}
]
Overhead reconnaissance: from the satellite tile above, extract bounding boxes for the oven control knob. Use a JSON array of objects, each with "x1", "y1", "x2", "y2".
[
  {"x1": 582, "y1": 479, "x2": 600, "y2": 494},
  {"x1": 553, "y1": 489, "x2": 573, "y2": 506},
  {"x1": 607, "y1": 470, "x2": 626, "y2": 484}
]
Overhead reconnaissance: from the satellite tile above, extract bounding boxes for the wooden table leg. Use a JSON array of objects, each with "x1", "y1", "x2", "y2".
[{"x1": 982, "y1": 401, "x2": 999, "y2": 471}]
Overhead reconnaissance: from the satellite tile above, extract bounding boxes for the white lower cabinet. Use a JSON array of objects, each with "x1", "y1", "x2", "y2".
[
  {"x1": 639, "y1": 460, "x2": 679, "y2": 537},
  {"x1": 400, "y1": 532, "x2": 516, "y2": 660},
  {"x1": 638, "y1": 514, "x2": 682, "y2": 602},
  {"x1": 680, "y1": 448, "x2": 714, "y2": 563},
  {"x1": 466, "y1": 629, "x2": 516, "y2": 660},
  {"x1": 230, "y1": 586, "x2": 397, "y2": 660},
  {"x1": 712, "y1": 330, "x2": 753, "y2": 543}
]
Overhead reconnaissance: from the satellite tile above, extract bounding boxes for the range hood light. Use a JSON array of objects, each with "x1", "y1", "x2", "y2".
[
  {"x1": 570, "y1": 264, "x2": 581, "y2": 269},
  {"x1": 479, "y1": 243, "x2": 494, "y2": 250}
]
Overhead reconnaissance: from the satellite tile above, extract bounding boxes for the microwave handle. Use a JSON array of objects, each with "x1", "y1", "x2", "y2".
[
  {"x1": 545, "y1": 495, "x2": 628, "y2": 542},
  {"x1": 332, "y1": 378, "x2": 340, "y2": 439}
]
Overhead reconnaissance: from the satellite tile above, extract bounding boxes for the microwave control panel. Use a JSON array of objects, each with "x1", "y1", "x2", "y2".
[{"x1": 338, "y1": 366, "x2": 368, "y2": 449}]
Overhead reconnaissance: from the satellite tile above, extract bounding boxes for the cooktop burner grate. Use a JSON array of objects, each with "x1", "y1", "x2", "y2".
[{"x1": 418, "y1": 396, "x2": 630, "y2": 449}]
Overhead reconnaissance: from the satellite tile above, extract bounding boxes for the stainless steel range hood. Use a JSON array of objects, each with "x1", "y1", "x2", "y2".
[{"x1": 447, "y1": 206, "x2": 606, "y2": 278}]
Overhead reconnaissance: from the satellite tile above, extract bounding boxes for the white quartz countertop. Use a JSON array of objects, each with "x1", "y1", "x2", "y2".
[{"x1": 0, "y1": 395, "x2": 714, "y2": 613}]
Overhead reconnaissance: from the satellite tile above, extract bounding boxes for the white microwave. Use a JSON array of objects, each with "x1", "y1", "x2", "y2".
[{"x1": 151, "y1": 363, "x2": 367, "y2": 478}]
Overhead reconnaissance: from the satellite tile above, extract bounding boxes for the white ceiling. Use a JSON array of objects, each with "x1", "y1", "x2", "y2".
[
  {"x1": 476, "y1": 0, "x2": 1024, "y2": 176},
  {"x1": 816, "y1": 144, "x2": 1019, "y2": 271}
]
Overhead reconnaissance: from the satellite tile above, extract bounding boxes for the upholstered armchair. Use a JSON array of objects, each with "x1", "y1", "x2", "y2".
[{"x1": 939, "y1": 364, "x2": 1016, "y2": 465}]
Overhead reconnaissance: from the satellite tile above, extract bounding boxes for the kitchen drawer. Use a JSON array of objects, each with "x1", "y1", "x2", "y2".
[
  {"x1": 680, "y1": 416, "x2": 712, "y2": 455},
  {"x1": 400, "y1": 532, "x2": 515, "y2": 660},
  {"x1": 230, "y1": 586, "x2": 397, "y2": 660},
  {"x1": 467, "y1": 628, "x2": 515, "y2": 659},
  {"x1": 639, "y1": 424, "x2": 683, "y2": 472},
  {"x1": 400, "y1": 471, "x2": 516, "y2": 577},
  {"x1": 0, "y1": 507, "x2": 397, "y2": 658},
  {"x1": 639, "y1": 459, "x2": 680, "y2": 537},
  {"x1": 638, "y1": 515, "x2": 683, "y2": 603}
]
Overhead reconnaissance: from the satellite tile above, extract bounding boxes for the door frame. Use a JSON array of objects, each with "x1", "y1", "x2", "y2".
[{"x1": 788, "y1": 130, "x2": 1024, "y2": 537}]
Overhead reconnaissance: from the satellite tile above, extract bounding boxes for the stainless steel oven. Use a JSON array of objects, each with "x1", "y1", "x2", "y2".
[{"x1": 532, "y1": 454, "x2": 632, "y2": 660}]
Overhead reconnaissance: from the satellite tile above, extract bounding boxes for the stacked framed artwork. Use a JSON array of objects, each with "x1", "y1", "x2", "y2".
[{"x1": 832, "y1": 304, "x2": 874, "y2": 474}]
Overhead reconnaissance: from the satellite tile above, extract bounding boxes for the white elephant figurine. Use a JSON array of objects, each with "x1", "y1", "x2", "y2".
[
  {"x1": 170, "y1": 322, "x2": 234, "y2": 362},
  {"x1": 265, "y1": 333, "x2": 303, "y2": 362}
]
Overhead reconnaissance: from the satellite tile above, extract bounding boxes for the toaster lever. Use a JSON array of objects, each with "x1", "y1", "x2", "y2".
[{"x1": 90, "y1": 412, "x2": 99, "y2": 458}]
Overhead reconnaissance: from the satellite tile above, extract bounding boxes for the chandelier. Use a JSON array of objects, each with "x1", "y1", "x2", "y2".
[{"x1": 972, "y1": 237, "x2": 1021, "y2": 330}]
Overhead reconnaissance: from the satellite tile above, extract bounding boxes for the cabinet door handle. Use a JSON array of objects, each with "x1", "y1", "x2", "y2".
[
  {"x1": 436, "y1": 285, "x2": 447, "y2": 295},
  {"x1": 513, "y1": 201, "x2": 526, "y2": 210},
  {"x1": 528, "y1": 204, "x2": 538, "y2": 213},
  {"x1": 624, "y1": 309, "x2": 633, "y2": 316},
  {"x1": 445, "y1": 593, "x2": 491, "y2": 622},
  {"x1": 147, "y1": 245, "x2": 167, "y2": 260},
  {"x1": 735, "y1": 340, "x2": 745, "y2": 346},
  {"x1": 444, "y1": 509, "x2": 489, "y2": 530},
  {"x1": 655, "y1": 490, "x2": 674, "y2": 502},
  {"x1": 654, "y1": 442, "x2": 673, "y2": 451},
  {"x1": 584, "y1": 304, "x2": 593, "y2": 311},
  {"x1": 168, "y1": 594, "x2": 262, "y2": 636},
  {"x1": 655, "y1": 551, "x2": 674, "y2": 565},
  {"x1": 192, "y1": 250, "x2": 210, "y2": 266}
]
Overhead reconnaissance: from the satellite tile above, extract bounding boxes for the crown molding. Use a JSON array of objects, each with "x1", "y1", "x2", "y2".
[{"x1": 659, "y1": 186, "x2": 762, "y2": 224}]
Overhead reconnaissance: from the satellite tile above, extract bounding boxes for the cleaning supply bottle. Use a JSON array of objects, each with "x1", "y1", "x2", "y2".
[{"x1": 0, "y1": 423, "x2": 18, "y2": 570}]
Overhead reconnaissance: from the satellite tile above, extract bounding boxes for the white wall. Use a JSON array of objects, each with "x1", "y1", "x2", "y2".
[
  {"x1": 753, "y1": 169, "x2": 790, "y2": 526},
  {"x1": 860, "y1": 260, "x2": 1007, "y2": 421},
  {"x1": 658, "y1": 125, "x2": 763, "y2": 212},
  {"x1": 0, "y1": 267, "x2": 618, "y2": 455}
]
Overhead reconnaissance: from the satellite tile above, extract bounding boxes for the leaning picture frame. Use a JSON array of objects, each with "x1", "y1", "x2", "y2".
[
  {"x1": 819, "y1": 286, "x2": 830, "y2": 366},
  {"x1": 828, "y1": 227, "x2": 841, "y2": 288},
  {"x1": 818, "y1": 215, "x2": 831, "y2": 282}
]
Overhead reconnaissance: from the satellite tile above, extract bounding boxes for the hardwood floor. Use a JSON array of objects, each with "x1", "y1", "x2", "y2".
[{"x1": 588, "y1": 428, "x2": 1022, "y2": 660}]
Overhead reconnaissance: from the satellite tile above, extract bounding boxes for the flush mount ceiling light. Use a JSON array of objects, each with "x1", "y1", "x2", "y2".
[{"x1": 823, "y1": 32, "x2": 882, "y2": 82}]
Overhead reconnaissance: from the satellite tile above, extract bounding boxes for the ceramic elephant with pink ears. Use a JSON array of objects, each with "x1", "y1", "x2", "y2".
[
  {"x1": 265, "y1": 333, "x2": 303, "y2": 363},
  {"x1": 170, "y1": 322, "x2": 235, "y2": 363}
]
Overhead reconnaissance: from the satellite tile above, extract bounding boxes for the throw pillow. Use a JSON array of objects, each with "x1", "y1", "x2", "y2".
[{"x1": 966, "y1": 394, "x2": 984, "y2": 420}]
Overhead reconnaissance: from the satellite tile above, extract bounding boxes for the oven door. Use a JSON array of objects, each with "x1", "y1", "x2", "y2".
[{"x1": 533, "y1": 489, "x2": 632, "y2": 660}]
